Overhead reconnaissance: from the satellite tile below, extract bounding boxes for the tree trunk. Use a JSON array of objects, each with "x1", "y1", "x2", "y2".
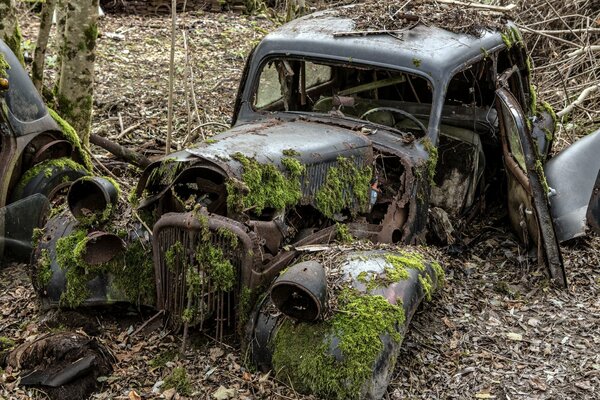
[
  {"x1": 56, "y1": 0, "x2": 99, "y2": 148},
  {"x1": 32, "y1": 0, "x2": 57, "y2": 91},
  {"x1": 0, "y1": 0, "x2": 24, "y2": 65},
  {"x1": 54, "y1": 0, "x2": 68, "y2": 92}
]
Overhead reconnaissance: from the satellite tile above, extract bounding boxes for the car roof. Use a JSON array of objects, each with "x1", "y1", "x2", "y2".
[{"x1": 255, "y1": 8, "x2": 508, "y2": 85}]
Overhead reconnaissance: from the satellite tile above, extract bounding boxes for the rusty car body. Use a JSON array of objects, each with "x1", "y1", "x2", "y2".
[
  {"x1": 0, "y1": 40, "x2": 90, "y2": 263},
  {"x1": 28, "y1": 6, "x2": 600, "y2": 400}
]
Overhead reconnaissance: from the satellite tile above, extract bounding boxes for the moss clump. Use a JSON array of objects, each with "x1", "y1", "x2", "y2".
[
  {"x1": 282, "y1": 148, "x2": 300, "y2": 157},
  {"x1": 204, "y1": 138, "x2": 218, "y2": 144},
  {"x1": 37, "y1": 249, "x2": 53, "y2": 288},
  {"x1": 166, "y1": 242, "x2": 185, "y2": 271},
  {"x1": 535, "y1": 159, "x2": 550, "y2": 195},
  {"x1": 422, "y1": 138, "x2": 438, "y2": 185},
  {"x1": 0, "y1": 53, "x2": 9, "y2": 79},
  {"x1": 529, "y1": 83, "x2": 538, "y2": 116},
  {"x1": 412, "y1": 58, "x2": 421, "y2": 67},
  {"x1": 501, "y1": 32, "x2": 512, "y2": 49},
  {"x1": 357, "y1": 252, "x2": 424, "y2": 290},
  {"x1": 0, "y1": 336, "x2": 15, "y2": 360},
  {"x1": 419, "y1": 274, "x2": 434, "y2": 301},
  {"x1": 56, "y1": 229, "x2": 90, "y2": 307},
  {"x1": 227, "y1": 152, "x2": 305, "y2": 214},
  {"x1": 272, "y1": 289, "x2": 405, "y2": 399},
  {"x1": 315, "y1": 156, "x2": 372, "y2": 219},
  {"x1": 195, "y1": 242, "x2": 235, "y2": 292},
  {"x1": 112, "y1": 240, "x2": 156, "y2": 305},
  {"x1": 335, "y1": 223, "x2": 353, "y2": 244},
  {"x1": 47, "y1": 108, "x2": 93, "y2": 170},
  {"x1": 149, "y1": 349, "x2": 178, "y2": 369},
  {"x1": 163, "y1": 367, "x2": 192, "y2": 396},
  {"x1": 431, "y1": 261, "x2": 445, "y2": 285}
]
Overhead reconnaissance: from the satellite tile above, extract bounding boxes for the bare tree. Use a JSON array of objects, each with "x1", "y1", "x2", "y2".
[
  {"x1": 56, "y1": 0, "x2": 100, "y2": 147},
  {"x1": 0, "y1": 0, "x2": 23, "y2": 65},
  {"x1": 32, "y1": 0, "x2": 57, "y2": 91}
]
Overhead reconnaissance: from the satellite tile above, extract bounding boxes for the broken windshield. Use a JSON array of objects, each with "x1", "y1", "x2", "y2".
[{"x1": 252, "y1": 57, "x2": 433, "y2": 135}]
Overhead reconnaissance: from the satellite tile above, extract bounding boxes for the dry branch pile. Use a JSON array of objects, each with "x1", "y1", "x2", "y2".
[{"x1": 491, "y1": 0, "x2": 599, "y2": 146}]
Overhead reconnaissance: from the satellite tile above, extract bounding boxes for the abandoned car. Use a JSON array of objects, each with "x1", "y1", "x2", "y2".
[
  {"x1": 0, "y1": 40, "x2": 90, "y2": 264},
  {"x1": 2, "y1": 4, "x2": 597, "y2": 400}
]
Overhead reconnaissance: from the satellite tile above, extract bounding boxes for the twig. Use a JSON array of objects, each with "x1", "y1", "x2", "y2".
[
  {"x1": 567, "y1": 45, "x2": 600, "y2": 58},
  {"x1": 557, "y1": 84, "x2": 600, "y2": 117},
  {"x1": 434, "y1": 0, "x2": 517, "y2": 12},
  {"x1": 130, "y1": 310, "x2": 164, "y2": 337},
  {"x1": 517, "y1": 24, "x2": 581, "y2": 47}
]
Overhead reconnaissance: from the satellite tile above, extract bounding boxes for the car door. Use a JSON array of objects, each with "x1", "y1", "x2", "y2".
[{"x1": 495, "y1": 85, "x2": 566, "y2": 287}]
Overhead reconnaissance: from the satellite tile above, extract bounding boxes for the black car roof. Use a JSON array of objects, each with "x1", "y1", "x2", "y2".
[{"x1": 254, "y1": 8, "x2": 508, "y2": 85}]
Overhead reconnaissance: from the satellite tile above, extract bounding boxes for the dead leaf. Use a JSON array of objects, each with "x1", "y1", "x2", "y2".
[
  {"x1": 213, "y1": 385, "x2": 236, "y2": 399},
  {"x1": 506, "y1": 332, "x2": 522, "y2": 341},
  {"x1": 128, "y1": 390, "x2": 142, "y2": 400},
  {"x1": 209, "y1": 346, "x2": 225, "y2": 361}
]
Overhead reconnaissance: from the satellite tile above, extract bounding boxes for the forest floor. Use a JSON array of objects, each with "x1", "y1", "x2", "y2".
[{"x1": 1, "y1": 6, "x2": 599, "y2": 400}]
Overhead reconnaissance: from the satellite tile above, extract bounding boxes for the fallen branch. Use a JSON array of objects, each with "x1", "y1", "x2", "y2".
[
  {"x1": 557, "y1": 84, "x2": 600, "y2": 118},
  {"x1": 90, "y1": 134, "x2": 152, "y2": 168}
]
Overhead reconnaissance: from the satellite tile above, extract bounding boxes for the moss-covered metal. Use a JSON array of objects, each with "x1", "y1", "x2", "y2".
[
  {"x1": 14, "y1": 157, "x2": 87, "y2": 197},
  {"x1": 54, "y1": 227, "x2": 155, "y2": 308},
  {"x1": 226, "y1": 152, "x2": 305, "y2": 214},
  {"x1": 47, "y1": 108, "x2": 93, "y2": 170},
  {"x1": 272, "y1": 288, "x2": 406, "y2": 399},
  {"x1": 315, "y1": 156, "x2": 372, "y2": 219},
  {"x1": 422, "y1": 138, "x2": 438, "y2": 185}
]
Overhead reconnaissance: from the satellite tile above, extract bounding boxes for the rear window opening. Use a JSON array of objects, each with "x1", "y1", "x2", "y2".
[{"x1": 253, "y1": 58, "x2": 433, "y2": 135}]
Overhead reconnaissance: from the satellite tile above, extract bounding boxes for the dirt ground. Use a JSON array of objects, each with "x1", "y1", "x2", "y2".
[{"x1": 1, "y1": 6, "x2": 599, "y2": 400}]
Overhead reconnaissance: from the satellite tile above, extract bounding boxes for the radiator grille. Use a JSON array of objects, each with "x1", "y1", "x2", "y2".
[{"x1": 154, "y1": 215, "x2": 245, "y2": 339}]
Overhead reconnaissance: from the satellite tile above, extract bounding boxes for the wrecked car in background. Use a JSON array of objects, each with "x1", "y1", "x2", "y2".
[
  {"x1": 0, "y1": 40, "x2": 91, "y2": 264},
  {"x1": 29, "y1": 2, "x2": 600, "y2": 399}
]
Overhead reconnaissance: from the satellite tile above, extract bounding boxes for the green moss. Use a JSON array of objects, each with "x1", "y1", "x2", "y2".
[
  {"x1": 480, "y1": 47, "x2": 489, "y2": 59},
  {"x1": 541, "y1": 101, "x2": 558, "y2": 135},
  {"x1": 0, "y1": 53, "x2": 9, "y2": 79},
  {"x1": 83, "y1": 23, "x2": 98, "y2": 52},
  {"x1": 0, "y1": 336, "x2": 15, "y2": 359},
  {"x1": 148, "y1": 158, "x2": 185, "y2": 186},
  {"x1": 3, "y1": 24, "x2": 24, "y2": 66},
  {"x1": 335, "y1": 223, "x2": 353, "y2": 244},
  {"x1": 239, "y1": 287, "x2": 253, "y2": 327},
  {"x1": 166, "y1": 242, "x2": 185, "y2": 271},
  {"x1": 195, "y1": 242, "x2": 235, "y2": 292},
  {"x1": 15, "y1": 157, "x2": 87, "y2": 197},
  {"x1": 163, "y1": 367, "x2": 192, "y2": 396},
  {"x1": 32, "y1": 227, "x2": 45, "y2": 249},
  {"x1": 282, "y1": 148, "x2": 300, "y2": 157},
  {"x1": 419, "y1": 274, "x2": 433, "y2": 301},
  {"x1": 529, "y1": 83, "x2": 538, "y2": 116},
  {"x1": 412, "y1": 58, "x2": 421, "y2": 67},
  {"x1": 150, "y1": 349, "x2": 178, "y2": 369},
  {"x1": 431, "y1": 261, "x2": 445, "y2": 285},
  {"x1": 47, "y1": 108, "x2": 93, "y2": 170},
  {"x1": 272, "y1": 289, "x2": 405, "y2": 399},
  {"x1": 37, "y1": 249, "x2": 53, "y2": 288},
  {"x1": 226, "y1": 152, "x2": 305, "y2": 214},
  {"x1": 56, "y1": 228, "x2": 155, "y2": 307},
  {"x1": 535, "y1": 159, "x2": 550, "y2": 195},
  {"x1": 315, "y1": 156, "x2": 372, "y2": 219},
  {"x1": 204, "y1": 138, "x2": 218, "y2": 144},
  {"x1": 216, "y1": 227, "x2": 239, "y2": 248},
  {"x1": 501, "y1": 32, "x2": 512, "y2": 49},
  {"x1": 56, "y1": 229, "x2": 90, "y2": 307},
  {"x1": 422, "y1": 138, "x2": 438, "y2": 185}
]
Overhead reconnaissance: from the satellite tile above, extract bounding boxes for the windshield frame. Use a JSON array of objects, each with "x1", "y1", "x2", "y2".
[{"x1": 244, "y1": 53, "x2": 442, "y2": 140}]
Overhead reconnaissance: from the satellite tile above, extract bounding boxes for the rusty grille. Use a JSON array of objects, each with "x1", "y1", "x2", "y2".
[
  {"x1": 153, "y1": 212, "x2": 254, "y2": 339},
  {"x1": 301, "y1": 156, "x2": 367, "y2": 205}
]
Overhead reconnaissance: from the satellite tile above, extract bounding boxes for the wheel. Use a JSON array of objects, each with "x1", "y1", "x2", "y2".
[
  {"x1": 360, "y1": 106, "x2": 428, "y2": 137},
  {"x1": 10, "y1": 157, "x2": 89, "y2": 203}
]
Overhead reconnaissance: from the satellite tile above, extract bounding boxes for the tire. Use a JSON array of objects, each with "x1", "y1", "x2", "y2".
[{"x1": 10, "y1": 157, "x2": 89, "y2": 203}]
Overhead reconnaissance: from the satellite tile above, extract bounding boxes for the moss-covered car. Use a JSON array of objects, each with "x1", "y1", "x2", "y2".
[
  {"x1": 31, "y1": 3, "x2": 600, "y2": 399},
  {"x1": 0, "y1": 39, "x2": 90, "y2": 263}
]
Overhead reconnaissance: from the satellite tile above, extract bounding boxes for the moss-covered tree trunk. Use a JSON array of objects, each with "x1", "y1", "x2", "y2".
[
  {"x1": 32, "y1": 0, "x2": 57, "y2": 91},
  {"x1": 0, "y1": 0, "x2": 24, "y2": 65},
  {"x1": 56, "y1": 0, "x2": 99, "y2": 148}
]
